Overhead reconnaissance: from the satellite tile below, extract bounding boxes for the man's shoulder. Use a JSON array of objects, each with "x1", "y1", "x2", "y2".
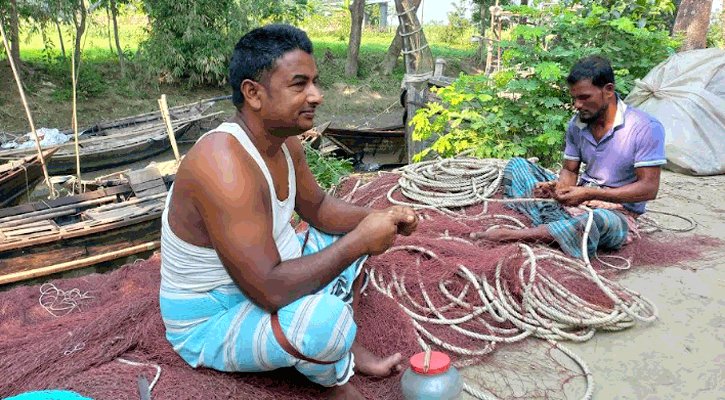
[
  {"x1": 566, "y1": 115, "x2": 583, "y2": 133},
  {"x1": 181, "y1": 133, "x2": 262, "y2": 188},
  {"x1": 624, "y1": 105, "x2": 664, "y2": 132}
]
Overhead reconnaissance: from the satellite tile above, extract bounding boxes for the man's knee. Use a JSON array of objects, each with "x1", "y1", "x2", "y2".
[
  {"x1": 505, "y1": 157, "x2": 531, "y2": 170},
  {"x1": 289, "y1": 293, "x2": 357, "y2": 362},
  {"x1": 592, "y1": 209, "x2": 628, "y2": 249}
]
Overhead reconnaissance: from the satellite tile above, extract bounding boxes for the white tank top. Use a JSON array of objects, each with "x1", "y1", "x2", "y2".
[{"x1": 160, "y1": 122, "x2": 302, "y2": 292}]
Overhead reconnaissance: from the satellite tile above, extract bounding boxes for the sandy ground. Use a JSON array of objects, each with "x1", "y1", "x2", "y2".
[{"x1": 462, "y1": 170, "x2": 725, "y2": 400}]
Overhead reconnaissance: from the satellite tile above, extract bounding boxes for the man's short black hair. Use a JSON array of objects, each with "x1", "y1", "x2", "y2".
[
  {"x1": 229, "y1": 24, "x2": 314, "y2": 107},
  {"x1": 566, "y1": 55, "x2": 615, "y2": 88}
]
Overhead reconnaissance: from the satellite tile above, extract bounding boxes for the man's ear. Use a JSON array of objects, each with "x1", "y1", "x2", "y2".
[
  {"x1": 241, "y1": 79, "x2": 262, "y2": 111},
  {"x1": 603, "y1": 82, "x2": 616, "y2": 98}
]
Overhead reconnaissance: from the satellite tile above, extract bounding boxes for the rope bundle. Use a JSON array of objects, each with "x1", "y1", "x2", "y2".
[{"x1": 360, "y1": 156, "x2": 663, "y2": 400}]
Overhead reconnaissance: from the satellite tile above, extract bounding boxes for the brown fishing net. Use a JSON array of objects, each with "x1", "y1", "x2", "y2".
[{"x1": 0, "y1": 172, "x2": 716, "y2": 400}]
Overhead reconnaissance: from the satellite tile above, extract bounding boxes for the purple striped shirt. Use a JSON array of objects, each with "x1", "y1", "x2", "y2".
[{"x1": 564, "y1": 98, "x2": 666, "y2": 214}]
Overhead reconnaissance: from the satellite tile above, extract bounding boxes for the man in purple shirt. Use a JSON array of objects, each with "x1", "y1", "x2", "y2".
[{"x1": 483, "y1": 56, "x2": 666, "y2": 258}]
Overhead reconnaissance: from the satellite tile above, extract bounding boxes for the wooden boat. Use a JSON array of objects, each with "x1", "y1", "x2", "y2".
[
  {"x1": 321, "y1": 125, "x2": 406, "y2": 166},
  {"x1": 0, "y1": 165, "x2": 173, "y2": 285},
  {"x1": 0, "y1": 96, "x2": 227, "y2": 175},
  {"x1": 0, "y1": 148, "x2": 59, "y2": 207},
  {"x1": 56, "y1": 122, "x2": 331, "y2": 192}
]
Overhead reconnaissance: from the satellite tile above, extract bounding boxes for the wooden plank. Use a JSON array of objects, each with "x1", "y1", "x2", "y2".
[
  {"x1": 2, "y1": 221, "x2": 57, "y2": 237},
  {"x1": 0, "y1": 211, "x2": 161, "y2": 252},
  {"x1": 0, "y1": 241, "x2": 160, "y2": 285},
  {"x1": 129, "y1": 178, "x2": 166, "y2": 193},
  {"x1": 125, "y1": 167, "x2": 163, "y2": 185},
  {"x1": 125, "y1": 167, "x2": 167, "y2": 197},
  {"x1": 84, "y1": 202, "x2": 163, "y2": 222},
  {"x1": 0, "y1": 184, "x2": 131, "y2": 219},
  {"x1": 134, "y1": 186, "x2": 167, "y2": 198}
]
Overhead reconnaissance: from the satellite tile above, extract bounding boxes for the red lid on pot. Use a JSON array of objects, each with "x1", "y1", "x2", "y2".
[{"x1": 409, "y1": 351, "x2": 451, "y2": 375}]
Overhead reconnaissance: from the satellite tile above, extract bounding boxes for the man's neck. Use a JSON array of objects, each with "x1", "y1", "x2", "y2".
[
  {"x1": 591, "y1": 97, "x2": 618, "y2": 138},
  {"x1": 234, "y1": 109, "x2": 286, "y2": 158}
]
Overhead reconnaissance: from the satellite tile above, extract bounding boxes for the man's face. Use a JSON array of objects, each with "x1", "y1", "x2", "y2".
[
  {"x1": 568, "y1": 79, "x2": 614, "y2": 124},
  {"x1": 256, "y1": 49, "x2": 323, "y2": 134}
]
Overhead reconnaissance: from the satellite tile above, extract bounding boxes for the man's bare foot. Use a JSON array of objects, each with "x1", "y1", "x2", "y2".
[
  {"x1": 327, "y1": 382, "x2": 365, "y2": 400},
  {"x1": 472, "y1": 228, "x2": 521, "y2": 242},
  {"x1": 351, "y1": 341, "x2": 404, "y2": 377}
]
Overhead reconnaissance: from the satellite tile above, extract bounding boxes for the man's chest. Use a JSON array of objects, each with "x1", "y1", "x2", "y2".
[{"x1": 578, "y1": 130, "x2": 637, "y2": 181}]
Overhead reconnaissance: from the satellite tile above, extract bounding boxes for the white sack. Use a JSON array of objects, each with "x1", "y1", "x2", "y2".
[{"x1": 625, "y1": 48, "x2": 725, "y2": 176}]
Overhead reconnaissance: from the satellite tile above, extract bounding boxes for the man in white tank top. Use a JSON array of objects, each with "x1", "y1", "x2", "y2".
[{"x1": 159, "y1": 24, "x2": 418, "y2": 399}]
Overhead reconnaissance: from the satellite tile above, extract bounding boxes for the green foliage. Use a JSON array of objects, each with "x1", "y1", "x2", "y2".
[
  {"x1": 411, "y1": 4, "x2": 679, "y2": 166},
  {"x1": 441, "y1": 0, "x2": 475, "y2": 45},
  {"x1": 303, "y1": 143, "x2": 354, "y2": 189},
  {"x1": 561, "y1": 0, "x2": 676, "y2": 31},
  {"x1": 138, "y1": 0, "x2": 255, "y2": 86},
  {"x1": 300, "y1": 7, "x2": 352, "y2": 42},
  {"x1": 707, "y1": 11, "x2": 725, "y2": 49},
  {"x1": 258, "y1": 0, "x2": 316, "y2": 24}
]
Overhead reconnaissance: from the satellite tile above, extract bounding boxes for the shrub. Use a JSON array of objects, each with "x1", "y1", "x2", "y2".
[
  {"x1": 137, "y1": 0, "x2": 255, "y2": 86},
  {"x1": 411, "y1": 4, "x2": 679, "y2": 166}
]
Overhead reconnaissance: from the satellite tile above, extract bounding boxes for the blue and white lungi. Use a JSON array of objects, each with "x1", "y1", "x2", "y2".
[
  {"x1": 159, "y1": 227, "x2": 367, "y2": 387},
  {"x1": 502, "y1": 158, "x2": 629, "y2": 258}
]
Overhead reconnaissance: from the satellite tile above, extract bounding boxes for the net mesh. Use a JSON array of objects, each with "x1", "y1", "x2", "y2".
[{"x1": 0, "y1": 172, "x2": 717, "y2": 400}]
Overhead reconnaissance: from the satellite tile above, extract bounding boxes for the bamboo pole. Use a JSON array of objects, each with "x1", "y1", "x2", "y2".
[
  {"x1": 0, "y1": 20, "x2": 56, "y2": 199},
  {"x1": 71, "y1": 36, "x2": 82, "y2": 194},
  {"x1": 158, "y1": 94, "x2": 181, "y2": 163},
  {"x1": 0, "y1": 241, "x2": 160, "y2": 285}
]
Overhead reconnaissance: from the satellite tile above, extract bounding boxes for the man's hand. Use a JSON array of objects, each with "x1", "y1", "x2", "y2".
[
  {"x1": 386, "y1": 206, "x2": 418, "y2": 236},
  {"x1": 354, "y1": 208, "x2": 417, "y2": 255},
  {"x1": 533, "y1": 181, "x2": 557, "y2": 198},
  {"x1": 554, "y1": 186, "x2": 593, "y2": 207}
]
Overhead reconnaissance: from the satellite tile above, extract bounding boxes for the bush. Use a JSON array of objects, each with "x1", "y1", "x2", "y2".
[
  {"x1": 138, "y1": 0, "x2": 255, "y2": 86},
  {"x1": 411, "y1": 4, "x2": 679, "y2": 166},
  {"x1": 304, "y1": 143, "x2": 353, "y2": 189}
]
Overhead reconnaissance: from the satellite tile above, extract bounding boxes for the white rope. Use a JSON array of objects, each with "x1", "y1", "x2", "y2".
[
  {"x1": 117, "y1": 357, "x2": 162, "y2": 392},
  {"x1": 365, "y1": 156, "x2": 667, "y2": 399},
  {"x1": 39, "y1": 283, "x2": 94, "y2": 317},
  {"x1": 638, "y1": 209, "x2": 697, "y2": 233},
  {"x1": 401, "y1": 43, "x2": 430, "y2": 55},
  {"x1": 399, "y1": 26, "x2": 423, "y2": 37},
  {"x1": 402, "y1": 72, "x2": 433, "y2": 84},
  {"x1": 394, "y1": 6, "x2": 416, "y2": 17}
]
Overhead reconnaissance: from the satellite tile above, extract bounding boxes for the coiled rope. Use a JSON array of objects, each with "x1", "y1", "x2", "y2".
[{"x1": 362, "y1": 156, "x2": 664, "y2": 400}]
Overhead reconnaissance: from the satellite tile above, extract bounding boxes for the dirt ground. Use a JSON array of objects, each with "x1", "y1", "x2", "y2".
[{"x1": 461, "y1": 170, "x2": 725, "y2": 400}]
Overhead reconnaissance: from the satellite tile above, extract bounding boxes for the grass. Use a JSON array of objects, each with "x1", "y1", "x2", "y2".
[{"x1": 1, "y1": 13, "x2": 478, "y2": 133}]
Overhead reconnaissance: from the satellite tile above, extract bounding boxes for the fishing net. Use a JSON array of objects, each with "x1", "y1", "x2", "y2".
[{"x1": 0, "y1": 170, "x2": 716, "y2": 400}]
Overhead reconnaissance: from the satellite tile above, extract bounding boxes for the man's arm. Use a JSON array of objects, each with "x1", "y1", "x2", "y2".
[
  {"x1": 188, "y1": 135, "x2": 408, "y2": 313},
  {"x1": 557, "y1": 159, "x2": 580, "y2": 189},
  {"x1": 556, "y1": 166, "x2": 660, "y2": 206},
  {"x1": 588, "y1": 166, "x2": 660, "y2": 202},
  {"x1": 287, "y1": 137, "x2": 375, "y2": 234}
]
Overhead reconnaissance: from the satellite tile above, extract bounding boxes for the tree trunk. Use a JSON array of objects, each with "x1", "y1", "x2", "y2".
[
  {"x1": 55, "y1": 20, "x2": 66, "y2": 59},
  {"x1": 380, "y1": 0, "x2": 421, "y2": 76},
  {"x1": 672, "y1": 0, "x2": 713, "y2": 51},
  {"x1": 381, "y1": 26, "x2": 404, "y2": 75},
  {"x1": 345, "y1": 0, "x2": 365, "y2": 77},
  {"x1": 395, "y1": 0, "x2": 434, "y2": 163},
  {"x1": 106, "y1": 4, "x2": 113, "y2": 53},
  {"x1": 110, "y1": 0, "x2": 125, "y2": 73},
  {"x1": 394, "y1": 0, "x2": 433, "y2": 75},
  {"x1": 8, "y1": 0, "x2": 21, "y2": 67},
  {"x1": 72, "y1": 0, "x2": 87, "y2": 73}
]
